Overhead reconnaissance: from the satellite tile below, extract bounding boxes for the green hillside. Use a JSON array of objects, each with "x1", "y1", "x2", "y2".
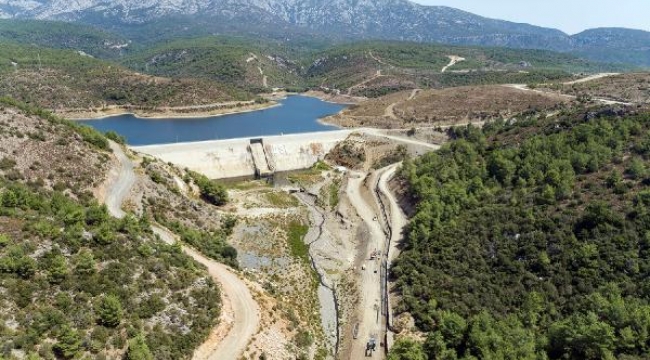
[
  {"x1": 390, "y1": 106, "x2": 650, "y2": 359},
  {"x1": 121, "y1": 38, "x2": 627, "y2": 97},
  {"x1": 0, "y1": 100, "x2": 221, "y2": 359},
  {"x1": 304, "y1": 41, "x2": 630, "y2": 93},
  {"x1": 121, "y1": 36, "x2": 306, "y2": 92},
  {"x1": 0, "y1": 19, "x2": 130, "y2": 59},
  {"x1": 0, "y1": 41, "x2": 250, "y2": 111}
]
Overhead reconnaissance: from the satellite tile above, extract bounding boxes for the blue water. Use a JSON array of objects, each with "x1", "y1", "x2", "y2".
[{"x1": 79, "y1": 95, "x2": 345, "y2": 146}]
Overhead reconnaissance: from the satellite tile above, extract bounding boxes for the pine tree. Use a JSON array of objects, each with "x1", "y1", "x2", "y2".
[{"x1": 97, "y1": 294, "x2": 123, "y2": 327}]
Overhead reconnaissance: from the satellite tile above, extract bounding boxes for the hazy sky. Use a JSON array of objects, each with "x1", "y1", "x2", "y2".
[{"x1": 411, "y1": 0, "x2": 650, "y2": 34}]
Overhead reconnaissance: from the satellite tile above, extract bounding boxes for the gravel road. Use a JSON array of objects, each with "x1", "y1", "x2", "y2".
[
  {"x1": 105, "y1": 142, "x2": 260, "y2": 360},
  {"x1": 105, "y1": 141, "x2": 135, "y2": 219}
]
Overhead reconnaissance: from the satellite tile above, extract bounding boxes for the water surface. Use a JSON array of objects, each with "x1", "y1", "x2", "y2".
[{"x1": 79, "y1": 95, "x2": 344, "y2": 146}]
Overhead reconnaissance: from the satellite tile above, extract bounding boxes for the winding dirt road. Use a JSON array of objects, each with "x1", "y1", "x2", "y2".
[
  {"x1": 563, "y1": 72, "x2": 619, "y2": 85},
  {"x1": 347, "y1": 70, "x2": 383, "y2": 96},
  {"x1": 376, "y1": 164, "x2": 407, "y2": 263},
  {"x1": 362, "y1": 128, "x2": 441, "y2": 150},
  {"x1": 103, "y1": 142, "x2": 260, "y2": 360},
  {"x1": 441, "y1": 55, "x2": 465, "y2": 73},
  {"x1": 504, "y1": 83, "x2": 632, "y2": 106},
  {"x1": 105, "y1": 142, "x2": 135, "y2": 218}
]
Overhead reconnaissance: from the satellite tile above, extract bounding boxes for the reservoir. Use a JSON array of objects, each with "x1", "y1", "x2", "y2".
[{"x1": 79, "y1": 95, "x2": 345, "y2": 146}]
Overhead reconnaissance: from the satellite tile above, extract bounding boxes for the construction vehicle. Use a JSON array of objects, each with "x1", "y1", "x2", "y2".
[{"x1": 365, "y1": 336, "x2": 377, "y2": 357}]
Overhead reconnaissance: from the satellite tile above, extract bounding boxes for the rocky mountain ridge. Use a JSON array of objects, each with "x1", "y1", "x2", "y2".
[{"x1": 0, "y1": 0, "x2": 649, "y2": 66}]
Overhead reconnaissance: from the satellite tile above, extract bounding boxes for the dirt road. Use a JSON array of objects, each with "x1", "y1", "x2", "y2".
[
  {"x1": 362, "y1": 128, "x2": 441, "y2": 150},
  {"x1": 179, "y1": 242, "x2": 260, "y2": 360},
  {"x1": 376, "y1": 164, "x2": 407, "y2": 263},
  {"x1": 504, "y1": 83, "x2": 631, "y2": 106},
  {"x1": 381, "y1": 88, "x2": 419, "y2": 121},
  {"x1": 344, "y1": 160, "x2": 415, "y2": 359},
  {"x1": 563, "y1": 72, "x2": 619, "y2": 85},
  {"x1": 347, "y1": 70, "x2": 383, "y2": 96},
  {"x1": 105, "y1": 141, "x2": 135, "y2": 219},
  {"x1": 347, "y1": 170, "x2": 387, "y2": 359},
  {"x1": 258, "y1": 67, "x2": 268, "y2": 88},
  {"x1": 441, "y1": 55, "x2": 465, "y2": 73},
  {"x1": 407, "y1": 89, "x2": 420, "y2": 101},
  {"x1": 104, "y1": 142, "x2": 260, "y2": 360}
]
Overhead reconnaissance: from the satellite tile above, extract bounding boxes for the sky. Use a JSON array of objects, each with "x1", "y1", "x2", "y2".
[{"x1": 411, "y1": 0, "x2": 650, "y2": 35}]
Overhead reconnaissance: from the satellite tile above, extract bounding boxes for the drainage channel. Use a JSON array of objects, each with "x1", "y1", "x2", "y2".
[{"x1": 296, "y1": 192, "x2": 342, "y2": 356}]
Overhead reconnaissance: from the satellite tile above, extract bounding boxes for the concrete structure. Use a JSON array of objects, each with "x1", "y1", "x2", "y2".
[
  {"x1": 249, "y1": 139, "x2": 273, "y2": 177},
  {"x1": 132, "y1": 130, "x2": 353, "y2": 179}
]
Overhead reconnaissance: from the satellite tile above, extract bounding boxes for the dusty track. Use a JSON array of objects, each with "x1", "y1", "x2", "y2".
[
  {"x1": 363, "y1": 128, "x2": 441, "y2": 150},
  {"x1": 376, "y1": 164, "x2": 407, "y2": 263},
  {"x1": 347, "y1": 170, "x2": 387, "y2": 359},
  {"x1": 441, "y1": 55, "x2": 465, "y2": 73},
  {"x1": 103, "y1": 141, "x2": 260, "y2": 360},
  {"x1": 383, "y1": 89, "x2": 419, "y2": 120},
  {"x1": 504, "y1": 83, "x2": 631, "y2": 106},
  {"x1": 344, "y1": 161, "x2": 416, "y2": 359},
  {"x1": 563, "y1": 72, "x2": 619, "y2": 85},
  {"x1": 105, "y1": 141, "x2": 135, "y2": 218},
  {"x1": 347, "y1": 70, "x2": 383, "y2": 96}
]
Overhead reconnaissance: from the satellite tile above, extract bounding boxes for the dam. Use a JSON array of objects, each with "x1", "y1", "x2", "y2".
[{"x1": 132, "y1": 130, "x2": 353, "y2": 179}]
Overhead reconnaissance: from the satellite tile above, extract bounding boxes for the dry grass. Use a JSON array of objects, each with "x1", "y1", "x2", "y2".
[
  {"x1": 395, "y1": 86, "x2": 567, "y2": 123},
  {"x1": 325, "y1": 85, "x2": 568, "y2": 128},
  {"x1": 0, "y1": 107, "x2": 112, "y2": 196},
  {"x1": 342, "y1": 90, "x2": 412, "y2": 117},
  {"x1": 557, "y1": 73, "x2": 650, "y2": 104}
]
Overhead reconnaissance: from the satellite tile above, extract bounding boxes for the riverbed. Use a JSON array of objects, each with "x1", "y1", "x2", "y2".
[{"x1": 79, "y1": 95, "x2": 345, "y2": 145}]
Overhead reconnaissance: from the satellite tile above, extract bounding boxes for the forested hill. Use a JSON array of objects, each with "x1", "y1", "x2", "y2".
[
  {"x1": 391, "y1": 106, "x2": 650, "y2": 359},
  {"x1": 0, "y1": 100, "x2": 221, "y2": 359}
]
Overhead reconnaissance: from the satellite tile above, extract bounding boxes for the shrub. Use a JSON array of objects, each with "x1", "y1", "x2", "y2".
[{"x1": 97, "y1": 294, "x2": 123, "y2": 327}]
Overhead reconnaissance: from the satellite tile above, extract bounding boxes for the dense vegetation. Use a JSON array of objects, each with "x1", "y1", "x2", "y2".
[
  {"x1": 0, "y1": 41, "x2": 249, "y2": 111},
  {"x1": 391, "y1": 106, "x2": 650, "y2": 359},
  {"x1": 0, "y1": 25, "x2": 634, "y2": 106},
  {"x1": 91, "y1": 35, "x2": 631, "y2": 97},
  {"x1": 304, "y1": 41, "x2": 627, "y2": 92},
  {"x1": 121, "y1": 36, "x2": 305, "y2": 91},
  {"x1": 0, "y1": 182, "x2": 220, "y2": 359},
  {"x1": 0, "y1": 19, "x2": 129, "y2": 59}
]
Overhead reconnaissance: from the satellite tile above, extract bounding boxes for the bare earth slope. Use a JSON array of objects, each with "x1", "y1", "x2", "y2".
[
  {"x1": 326, "y1": 85, "x2": 568, "y2": 128},
  {"x1": 558, "y1": 72, "x2": 650, "y2": 104}
]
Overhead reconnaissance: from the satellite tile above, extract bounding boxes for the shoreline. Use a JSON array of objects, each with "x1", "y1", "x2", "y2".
[
  {"x1": 61, "y1": 101, "x2": 281, "y2": 120},
  {"x1": 301, "y1": 90, "x2": 366, "y2": 105},
  {"x1": 60, "y1": 91, "x2": 360, "y2": 121},
  {"x1": 316, "y1": 115, "x2": 345, "y2": 130}
]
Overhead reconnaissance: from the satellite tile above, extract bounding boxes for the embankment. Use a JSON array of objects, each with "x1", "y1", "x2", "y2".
[{"x1": 132, "y1": 130, "x2": 353, "y2": 179}]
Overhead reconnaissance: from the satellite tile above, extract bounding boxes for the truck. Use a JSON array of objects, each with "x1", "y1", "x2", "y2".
[{"x1": 365, "y1": 336, "x2": 377, "y2": 357}]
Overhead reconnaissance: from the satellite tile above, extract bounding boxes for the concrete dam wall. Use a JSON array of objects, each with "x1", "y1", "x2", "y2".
[{"x1": 132, "y1": 130, "x2": 352, "y2": 179}]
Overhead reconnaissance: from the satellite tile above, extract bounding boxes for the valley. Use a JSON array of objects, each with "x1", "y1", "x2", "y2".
[{"x1": 1, "y1": 2, "x2": 650, "y2": 360}]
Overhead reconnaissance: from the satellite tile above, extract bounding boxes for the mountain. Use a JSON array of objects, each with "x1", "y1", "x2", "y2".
[
  {"x1": 0, "y1": 0, "x2": 648, "y2": 67},
  {"x1": 0, "y1": 19, "x2": 130, "y2": 58},
  {"x1": 0, "y1": 0, "x2": 568, "y2": 47},
  {"x1": 572, "y1": 28, "x2": 650, "y2": 67}
]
